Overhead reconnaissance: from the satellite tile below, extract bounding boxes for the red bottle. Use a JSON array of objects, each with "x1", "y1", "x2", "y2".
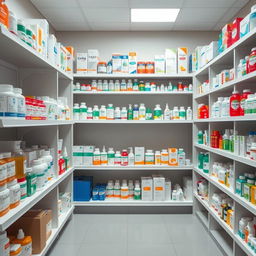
[
  {"x1": 240, "y1": 89, "x2": 252, "y2": 116},
  {"x1": 198, "y1": 104, "x2": 209, "y2": 119},
  {"x1": 229, "y1": 90, "x2": 241, "y2": 116},
  {"x1": 211, "y1": 130, "x2": 220, "y2": 148},
  {"x1": 248, "y1": 48, "x2": 256, "y2": 73},
  {"x1": 121, "y1": 150, "x2": 128, "y2": 166}
]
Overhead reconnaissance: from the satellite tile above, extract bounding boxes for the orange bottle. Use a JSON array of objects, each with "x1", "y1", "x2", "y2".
[
  {"x1": 0, "y1": 0, "x2": 9, "y2": 28},
  {"x1": 12, "y1": 142, "x2": 26, "y2": 180},
  {"x1": 3, "y1": 152, "x2": 16, "y2": 182},
  {"x1": 0, "y1": 154, "x2": 7, "y2": 186},
  {"x1": 12, "y1": 229, "x2": 32, "y2": 256}
]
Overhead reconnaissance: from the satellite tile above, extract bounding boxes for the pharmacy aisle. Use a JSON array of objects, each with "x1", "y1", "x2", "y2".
[{"x1": 47, "y1": 214, "x2": 223, "y2": 256}]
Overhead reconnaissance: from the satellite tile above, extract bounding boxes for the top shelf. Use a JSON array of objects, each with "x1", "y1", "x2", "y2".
[
  {"x1": 195, "y1": 28, "x2": 256, "y2": 77},
  {"x1": 73, "y1": 73, "x2": 193, "y2": 79},
  {"x1": 0, "y1": 26, "x2": 72, "y2": 80}
]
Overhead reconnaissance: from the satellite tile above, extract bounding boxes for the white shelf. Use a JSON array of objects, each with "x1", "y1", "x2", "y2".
[
  {"x1": 0, "y1": 167, "x2": 74, "y2": 231},
  {"x1": 73, "y1": 73, "x2": 193, "y2": 79},
  {"x1": 194, "y1": 71, "x2": 256, "y2": 99},
  {"x1": 196, "y1": 210, "x2": 208, "y2": 228},
  {"x1": 210, "y1": 230, "x2": 233, "y2": 256},
  {"x1": 73, "y1": 200, "x2": 193, "y2": 207},
  {"x1": 74, "y1": 165, "x2": 193, "y2": 170},
  {"x1": 0, "y1": 119, "x2": 74, "y2": 128},
  {"x1": 195, "y1": 192, "x2": 255, "y2": 256},
  {"x1": 194, "y1": 116, "x2": 256, "y2": 122},
  {"x1": 0, "y1": 26, "x2": 72, "y2": 80},
  {"x1": 73, "y1": 91, "x2": 192, "y2": 95},
  {"x1": 33, "y1": 206, "x2": 74, "y2": 256},
  {"x1": 75, "y1": 120, "x2": 193, "y2": 124},
  {"x1": 194, "y1": 167, "x2": 256, "y2": 215},
  {"x1": 194, "y1": 143, "x2": 256, "y2": 168},
  {"x1": 194, "y1": 28, "x2": 256, "y2": 77}
]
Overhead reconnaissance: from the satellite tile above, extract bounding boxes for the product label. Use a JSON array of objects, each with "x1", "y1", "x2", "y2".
[
  {"x1": 145, "y1": 155, "x2": 154, "y2": 164},
  {"x1": 0, "y1": 191, "x2": 9, "y2": 214},
  {"x1": 93, "y1": 110, "x2": 99, "y2": 117},
  {"x1": 139, "y1": 110, "x2": 146, "y2": 119},
  {"x1": 106, "y1": 109, "x2": 114, "y2": 119},
  {"x1": 249, "y1": 55, "x2": 256, "y2": 66},
  {"x1": 10, "y1": 186, "x2": 20, "y2": 205},
  {"x1": 133, "y1": 110, "x2": 139, "y2": 120},
  {"x1": 7, "y1": 161, "x2": 15, "y2": 179},
  {"x1": 0, "y1": 163, "x2": 7, "y2": 184},
  {"x1": 231, "y1": 100, "x2": 239, "y2": 110},
  {"x1": 7, "y1": 96, "x2": 17, "y2": 116},
  {"x1": 36, "y1": 172, "x2": 45, "y2": 189},
  {"x1": 100, "y1": 109, "x2": 106, "y2": 119},
  {"x1": 23, "y1": 242, "x2": 32, "y2": 256},
  {"x1": 161, "y1": 154, "x2": 168, "y2": 163},
  {"x1": 154, "y1": 110, "x2": 162, "y2": 119},
  {"x1": 17, "y1": 30, "x2": 26, "y2": 42},
  {"x1": 121, "y1": 110, "x2": 127, "y2": 119},
  {"x1": 19, "y1": 183, "x2": 27, "y2": 199}
]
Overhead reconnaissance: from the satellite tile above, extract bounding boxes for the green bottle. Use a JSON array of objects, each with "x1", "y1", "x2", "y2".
[
  {"x1": 26, "y1": 168, "x2": 37, "y2": 197},
  {"x1": 198, "y1": 130, "x2": 203, "y2": 144},
  {"x1": 198, "y1": 152, "x2": 204, "y2": 170},
  {"x1": 203, "y1": 153, "x2": 209, "y2": 173},
  {"x1": 128, "y1": 104, "x2": 133, "y2": 120}
]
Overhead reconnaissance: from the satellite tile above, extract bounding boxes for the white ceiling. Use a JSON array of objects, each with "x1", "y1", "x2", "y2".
[{"x1": 30, "y1": 0, "x2": 250, "y2": 31}]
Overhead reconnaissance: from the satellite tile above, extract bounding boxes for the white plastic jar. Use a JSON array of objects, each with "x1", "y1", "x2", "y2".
[
  {"x1": 40, "y1": 151, "x2": 53, "y2": 181},
  {"x1": 38, "y1": 158, "x2": 48, "y2": 185},
  {"x1": 0, "y1": 183, "x2": 9, "y2": 217},
  {"x1": 0, "y1": 231, "x2": 10, "y2": 256},
  {"x1": 0, "y1": 84, "x2": 18, "y2": 118},
  {"x1": 2, "y1": 152, "x2": 15, "y2": 182},
  {"x1": 145, "y1": 150, "x2": 154, "y2": 165},
  {"x1": 13, "y1": 88, "x2": 25, "y2": 119},
  {"x1": 32, "y1": 159, "x2": 45, "y2": 190},
  {"x1": 9, "y1": 11, "x2": 17, "y2": 35},
  {"x1": 7, "y1": 179, "x2": 20, "y2": 209}
]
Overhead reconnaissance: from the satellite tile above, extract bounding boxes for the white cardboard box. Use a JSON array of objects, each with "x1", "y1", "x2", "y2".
[
  {"x1": 83, "y1": 145, "x2": 94, "y2": 166},
  {"x1": 165, "y1": 179, "x2": 172, "y2": 201},
  {"x1": 112, "y1": 53, "x2": 122, "y2": 73},
  {"x1": 178, "y1": 47, "x2": 188, "y2": 73},
  {"x1": 135, "y1": 147, "x2": 145, "y2": 165},
  {"x1": 76, "y1": 53, "x2": 87, "y2": 75},
  {"x1": 153, "y1": 176, "x2": 165, "y2": 201},
  {"x1": 128, "y1": 52, "x2": 137, "y2": 74},
  {"x1": 165, "y1": 49, "x2": 177, "y2": 74},
  {"x1": 73, "y1": 146, "x2": 84, "y2": 166},
  {"x1": 87, "y1": 49, "x2": 99, "y2": 74},
  {"x1": 205, "y1": 41, "x2": 218, "y2": 64},
  {"x1": 141, "y1": 177, "x2": 153, "y2": 201},
  {"x1": 154, "y1": 55, "x2": 165, "y2": 74}
]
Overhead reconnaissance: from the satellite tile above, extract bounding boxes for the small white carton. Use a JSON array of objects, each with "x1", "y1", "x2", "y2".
[
  {"x1": 141, "y1": 177, "x2": 153, "y2": 201},
  {"x1": 178, "y1": 47, "x2": 188, "y2": 73},
  {"x1": 121, "y1": 55, "x2": 129, "y2": 73},
  {"x1": 165, "y1": 48, "x2": 177, "y2": 74},
  {"x1": 205, "y1": 41, "x2": 218, "y2": 64},
  {"x1": 135, "y1": 147, "x2": 145, "y2": 165},
  {"x1": 165, "y1": 179, "x2": 172, "y2": 201},
  {"x1": 240, "y1": 14, "x2": 250, "y2": 38},
  {"x1": 239, "y1": 136, "x2": 246, "y2": 157},
  {"x1": 87, "y1": 49, "x2": 99, "y2": 74},
  {"x1": 112, "y1": 53, "x2": 122, "y2": 73},
  {"x1": 76, "y1": 53, "x2": 87, "y2": 75},
  {"x1": 128, "y1": 52, "x2": 137, "y2": 74},
  {"x1": 153, "y1": 175, "x2": 165, "y2": 201},
  {"x1": 83, "y1": 145, "x2": 95, "y2": 166},
  {"x1": 73, "y1": 146, "x2": 84, "y2": 166},
  {"x1": 154, "y1": 55, "x2": 165, "y2": 74}
]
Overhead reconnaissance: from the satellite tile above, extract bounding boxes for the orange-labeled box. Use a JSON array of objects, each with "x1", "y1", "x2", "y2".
[
  {"x1": 153, "y1": 175, "x2": 165, "y2": 201},
  {"x1": 168, "y1": 148, "x2": 178, "y2": 166},
  {"x1": 141, "y1": 177, "x2": 153, "y2": 201},
  {"x1": 8, "y1": 209, "x2": 52, "y2": 254}
]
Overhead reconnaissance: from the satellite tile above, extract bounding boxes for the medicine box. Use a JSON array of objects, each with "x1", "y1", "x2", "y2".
[
  {"x1": 199, "y1": 45, "x2": 207, "y2": 68},
  {"x1": 240, "y1": 14, "x2": 250, "y2": 38},
  {"x1": 128, "y1": 52, "x2": 137, "y2": 74},
  {"x1": 178, "y1": 47, "x2": 188, "y2": 73},
  {"x1": 195, "y1": 46, "x2": 203, "y2": 71},
  {"x1": 112, "y1": 53, "x2": 122, "y2": 73},
  {"x1": 222, "y1": 24, "x2": 232, "y2": 50},
  {"x1": 165, "y1": 179, "x2": 172, "y2": 201},
  {"x1": 135, "y1": 147, "x2": 145, "y2": 165},
  {"x1": 153, "y1": 175, "x2": 165, "y2": 201},
  {"x1": 231, "y1": 18, "x2": 243, "y2": 45},
  {"x1": 87, "y1": 49, "x2": 99, "y2": 74},
  {"x1": 76, "y1": 53, "x2": 87, "y2": 75},
  {"x1": 121, "y1": 55, "x2": 129, "y2": 73},
  {"x1": 83, "y1": 145, "x2": 94, "y2": 166},
  {"x1": 205, "y1": 41, "x2": 218, "y2": 64},
  {"x1": 73, "y1": 145, "x2": 84, "y2": 166},
  {"x1": 165, "y1": 48, "x2": 177, "y2": 74},
  {"x1": 168, "y1": 148, "x2": 178, "y2": 166},
  {"x1": 154, "y1": 55, "x2": 165, "y2": 74},
  {"x1": 141, "y1": 177, "x2": 153, "y2": 201},
  {"x1": 65, "y1": 46, "x2": 74, "y2": 74}
]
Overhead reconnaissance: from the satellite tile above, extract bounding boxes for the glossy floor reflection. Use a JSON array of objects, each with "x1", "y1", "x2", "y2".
[{"x1": 47, "y1": 214, "x2": 224, "y2": 256}]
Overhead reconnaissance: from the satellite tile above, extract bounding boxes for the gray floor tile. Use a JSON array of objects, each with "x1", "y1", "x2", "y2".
[
  {"x1": 127, "y1": 243, "x2": 177, "y2": 256},
  {"x1": 47, "y1": 239, "x2": 81, "y2": 256},
  {"x1": 78, "y1": 244, "x2": 127, "y2": 256},
  {"x1": 127, "y1": 214, "x2": 165, "y2": 224}
]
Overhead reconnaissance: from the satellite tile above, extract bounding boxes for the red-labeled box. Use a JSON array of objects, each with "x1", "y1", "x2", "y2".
[{"x1": 231, "y1": 17, "x2": 243, "y2": 45}]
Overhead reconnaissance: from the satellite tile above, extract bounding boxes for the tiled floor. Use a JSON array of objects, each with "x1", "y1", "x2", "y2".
[{"x1": 47, "y1": 214, "x2": 224, "y2": 256}]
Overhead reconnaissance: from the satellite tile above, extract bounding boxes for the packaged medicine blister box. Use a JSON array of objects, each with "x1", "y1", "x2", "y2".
[
  {"x1": 165, "y1": 48, "x2": 177, "y2": 74},
  {"x1": 112, "y1": 53, "x2": 122, "y2": 73},
  {"x1": 83, "y1": 145, "x2": 94, "y2": 166},
  {"x1": 76, "y1": 53, "x2": 87, "y2": 75},
  {"x1": 87, "y1": 49, "x2": 99, "y2": 74},
  {"x1": 129, "y1": 52, "x2": 137, "y2": 74},
  {"x1": 165, "y1": 179, "x2": 172, "y2": 201},
  {"x1": 178, "y1": 47, "x2": 188, "y2": 73},
  {"x1": 141, "y1": 177, "x2": 153, "y2": 201},
  {"x1": 154, "y1": 55, "x2": 165, "y2": 74},
  {"x1": 73, "y1": 146, "x2": 84, "y2": 166},
  {"x1": 153, "y1": 175, "x2": 165, "y2": 201},
  {"x1": 135, "y1": 147, "x2": 145, "y2": 165}
]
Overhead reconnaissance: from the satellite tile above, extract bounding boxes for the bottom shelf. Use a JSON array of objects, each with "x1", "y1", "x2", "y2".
[
  {"x1": 33, "y1": 206, "x2": 74, "y2": 256},
  {"x1": 74, "y1": 200, "x2": 193, "y2": 206}
]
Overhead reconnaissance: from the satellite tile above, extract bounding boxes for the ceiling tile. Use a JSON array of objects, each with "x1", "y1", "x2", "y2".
[
  {"x1": 31, "y1": 0, "x2": 78, "y2": 8},
  {"x1": 173, "y1": 22, "x2": 214, "y2": 31},
  {"x1": 233, "y1": 0, "x2": 250, "y2": 8},
  {"x1": 90, "y1": 22, "x2": 130, "y2": 31},
  {"x1": 183, "y1": 0, "x2": 237, "y2": 8},
  {"x1": 54, "y1": 22, "x2": 91, "y2": 31},
  {"x1": 129, "y1": 0, "x2": 184, "y2": 8},
  {"x1": 176, "y1": 8, "x2": 228, "y2": 23},
  {"x1": 131, "y1": 22, "x2": 174, "y2": 31},
  {"x1": 220, "y1": 7, "x2": 242, "y2": 22},
  {"x1": 39, "y1": 8, "x2": 85, "y2": 23},
  {"x1": 83, "y1": 8, "x2": 130, "y2": 22},
  {"x1": 77, "y1": 0, "x2": 129, "y2": 8}
]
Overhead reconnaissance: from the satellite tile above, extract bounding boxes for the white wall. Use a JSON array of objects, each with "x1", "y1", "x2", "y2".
[{"x1": 56, "y1": 31, "x2": 218, "y2": 61}]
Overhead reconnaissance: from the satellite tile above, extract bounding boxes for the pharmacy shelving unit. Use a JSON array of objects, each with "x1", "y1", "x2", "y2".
[
  {"x1": 0, "y1": 24, "x2": 74, "y2": 256},
  {"x1": 193, "y1": 28, "x2": 256, "y2": 256},
  {"x1": 73, "y1": 73, "x2": 193, "y2": 212}
]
